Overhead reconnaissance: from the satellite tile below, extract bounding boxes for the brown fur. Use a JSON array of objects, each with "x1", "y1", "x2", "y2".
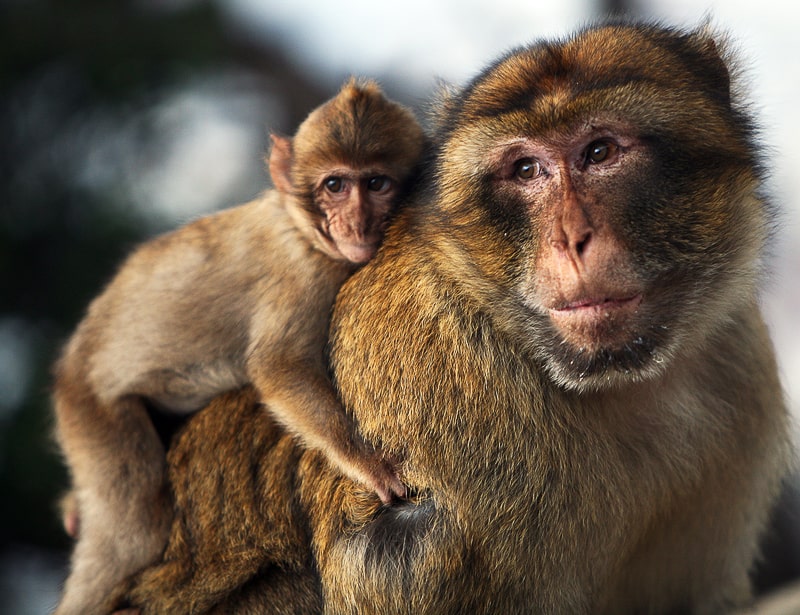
[
  {"x1": 323, "y1": 23, "x2": 792, "y2": 614},
  {"x1": 105, "y1": 387, "x2": 322, "y2": 615},
  {"x1": 121, "y1": 23, "x2": 790, "y2": 614},
  {"x1": 109, "y1": 387, "x2": 387, "y2": 614},
  {"x1": 52, "y1": 79, "x2": 424, "y2": 614}
]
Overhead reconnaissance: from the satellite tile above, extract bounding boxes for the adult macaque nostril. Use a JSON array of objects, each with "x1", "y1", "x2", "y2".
[{"x1": 574, "y1": 231, "x2": 591, "y2": 257}]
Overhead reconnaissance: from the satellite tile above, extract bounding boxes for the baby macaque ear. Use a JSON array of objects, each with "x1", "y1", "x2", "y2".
[{"x1": 268, "y1": 134, "x2": 294, "y2": 194}]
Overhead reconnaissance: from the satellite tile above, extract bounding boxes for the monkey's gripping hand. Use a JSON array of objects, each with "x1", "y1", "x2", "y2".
[{"x1": 362, "y1": 452, "x2": 407, "y2": 505}]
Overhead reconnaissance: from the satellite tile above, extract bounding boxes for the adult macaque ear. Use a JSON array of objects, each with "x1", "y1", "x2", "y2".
[{"x1": 269, "y1": 134, "x2": 294, "y2": 194}]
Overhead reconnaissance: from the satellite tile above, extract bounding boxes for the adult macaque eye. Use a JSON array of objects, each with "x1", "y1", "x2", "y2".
[
  {"x1": 325, "y1": 177, "x2": 344, "y2": 193},
  {"x1": 514, "y1": 158, "x2": 542, "y2": 180},
  {"x1": 585, "y1": 140, "x2": 619, "y2": 164},
  {"x1": 367, "y1": 176, "x2": 392, "y2": 192}
]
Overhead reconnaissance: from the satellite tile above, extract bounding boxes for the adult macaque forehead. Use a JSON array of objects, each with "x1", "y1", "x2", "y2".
[
  {"x1": 436, "y1": 25, "x2": 752, "y2": 182},
  {"x1": 447, "y1": 24, "x2": 732, "y2": 134}
]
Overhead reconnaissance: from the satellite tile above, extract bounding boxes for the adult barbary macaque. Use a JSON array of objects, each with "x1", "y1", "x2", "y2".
[
  {"x1": 324, "y1": 23, "x2": 792, "y2": 613},
  {"x1": 114, "y1": 22, "x2": 790, "y2": 615},
  {"x1": 52, "y1": 78, "x2": 423, "y2": 615}
]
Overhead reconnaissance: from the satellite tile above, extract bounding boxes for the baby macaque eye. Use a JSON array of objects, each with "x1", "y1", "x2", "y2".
[
  {"x1": 367, "y1": 176, "x2": 392, "y2": 192},
  {"x1": 325, "y1": 177, "x2": 344, "y2": 192},
  {"x1": 515, "y1": 158, "x2": 542, "y2": 180},
  {"x1": 585, "y1": 140, "x2": 619, "y2": 164}
]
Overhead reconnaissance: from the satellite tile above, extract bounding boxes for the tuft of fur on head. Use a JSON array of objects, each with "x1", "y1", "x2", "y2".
[{"x1": 290, "y1": 78, "x2": 426, "y2": 211}]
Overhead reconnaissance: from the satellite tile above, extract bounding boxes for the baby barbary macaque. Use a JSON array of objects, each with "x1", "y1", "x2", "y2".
[{"x1": 52, "y1": 78, "x2": 424, "y2": 615}]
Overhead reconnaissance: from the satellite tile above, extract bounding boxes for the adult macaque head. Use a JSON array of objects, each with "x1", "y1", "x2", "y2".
[
  {"x1": 323, "y1": 23, "x2": 790, "y2": 613},
  {"x1": 270, "y1": 78, "x2": 425, "y2": 264},
  {"x1": 434, "y1": 25, "x2": 765, "y2": 390}
]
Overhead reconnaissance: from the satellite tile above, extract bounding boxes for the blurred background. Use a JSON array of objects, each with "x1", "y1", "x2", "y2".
[{"x1": 1, "y1": 0, "x2": 798, "y2": 612}]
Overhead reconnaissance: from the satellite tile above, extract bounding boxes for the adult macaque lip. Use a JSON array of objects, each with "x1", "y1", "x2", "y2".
[
  {"x1": 552, "y1": 294, "x2": 642, "y2": 313},
  {"x1": 548, "y1": 293, "x2": 642, "y2": 348}
]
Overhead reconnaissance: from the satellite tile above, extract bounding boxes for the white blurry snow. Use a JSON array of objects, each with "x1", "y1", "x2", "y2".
[
  {"x1": 0, "y1": 548, "x2": 64, "y2": 615},
  {"x1": 224, "y1": 0, "x2": 594, "y2": 89},
  {"x1": 77, "y1": 70, "x2": 282, "y2": 229},
  {"x1": 127, "y1": 77, "x2": 275, "y2": 224}
]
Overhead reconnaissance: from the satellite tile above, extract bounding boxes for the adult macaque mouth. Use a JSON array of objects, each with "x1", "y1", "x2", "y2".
[
  {"x1": 548, "y1": 293, "x2": 643, "y2": 348},
  {"x1": 551, "y1": 293, "x2": 642, "y2": 315}
]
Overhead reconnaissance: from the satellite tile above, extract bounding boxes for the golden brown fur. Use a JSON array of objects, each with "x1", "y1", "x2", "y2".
[
  {"x1": 118, "y1": 23, "x2": 790, "y2": 614},
  {"x1": 52, "y1": 79, "x2": 423, "y2": 614},
  {"x1": 105, "y1": 387, "x2": 322, "y2": 615},
  {"x1": 323, "y1": 23, "x2": 792, "y2": 613}
]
